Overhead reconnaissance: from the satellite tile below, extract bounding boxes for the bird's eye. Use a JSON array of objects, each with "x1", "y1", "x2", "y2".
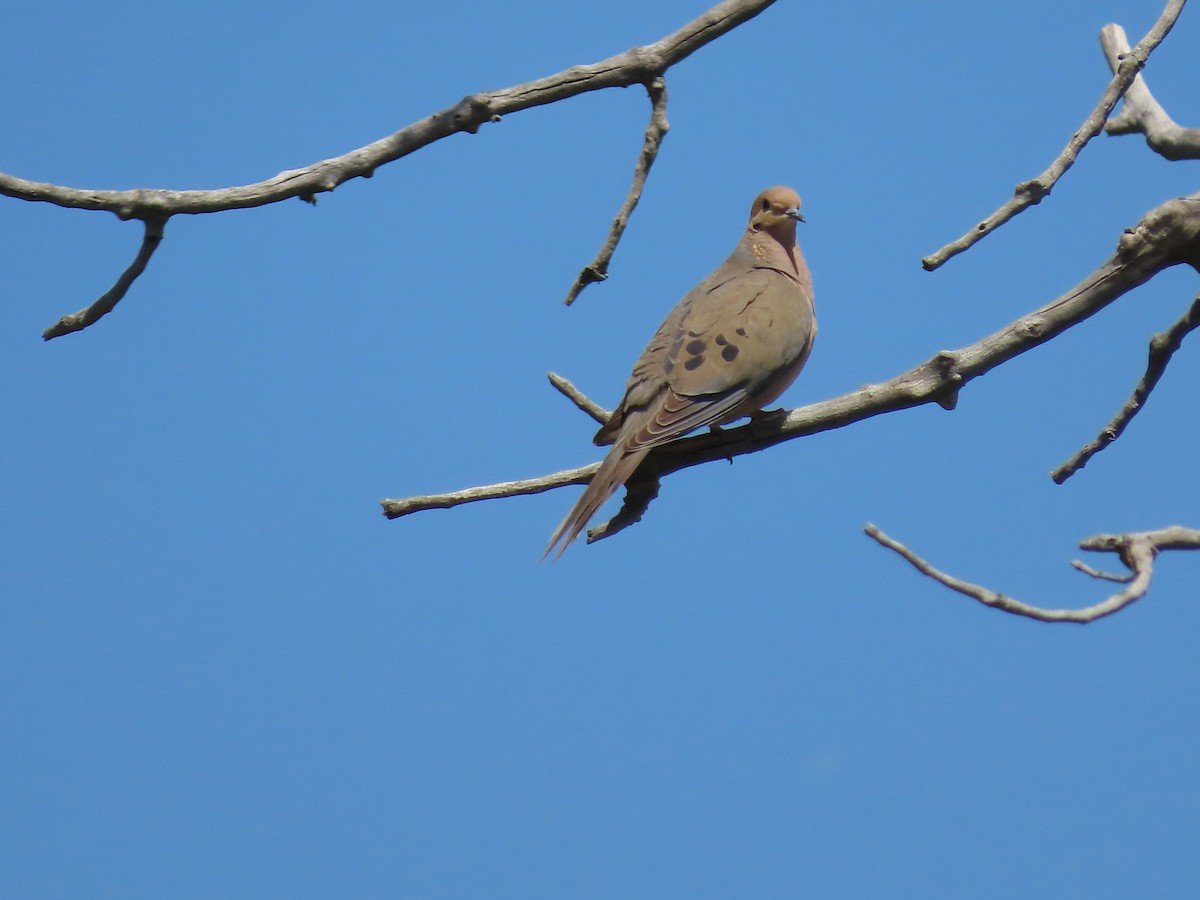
[{"x1": 760, "y1": 199, "x2": 770, "y2": 212}]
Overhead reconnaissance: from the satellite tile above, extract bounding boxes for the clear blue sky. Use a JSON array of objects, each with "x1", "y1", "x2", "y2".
[{"x1": 3, "y1": 1, "x2": 1199, "y2": 897}]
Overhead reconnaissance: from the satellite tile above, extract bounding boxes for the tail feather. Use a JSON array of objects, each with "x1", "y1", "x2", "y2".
[{"x1": 543, "y1": 446, "x2": 650, "y2": 559}]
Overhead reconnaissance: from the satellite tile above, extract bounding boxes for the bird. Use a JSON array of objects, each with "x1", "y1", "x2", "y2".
[{"x1": 544, "y1": 185, "x2": 816, "y2": 558}]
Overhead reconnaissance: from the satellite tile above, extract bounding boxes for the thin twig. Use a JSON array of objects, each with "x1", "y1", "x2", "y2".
[
  {"x1": 380, "y1": 463, "x2": 597, "y2": 519},
  {"x1": 1101, "y1": 23, "x2": 1200, "y2": 160},
  {"x1": 921, "y1": 0, "x2": 1186, "y2": 271},
  {"x1": 564, "y1": 78, "x2": 670, "y2": 306},
  {"x1": 1070, "y1": 560, "x2": 1134, "y2": 582},
  {"x1": 865, "y1": 523, "x2": 1200, "y2": 623},
  {"x1": 1052, "y1": 293, "x2": 1200, "y2": 483},
  {"x1": 42, "y1": 217, "x2": 167, "y2": 340},
  {"x1": 547, "y1": 372, "x2": 611, "y2": 425}
]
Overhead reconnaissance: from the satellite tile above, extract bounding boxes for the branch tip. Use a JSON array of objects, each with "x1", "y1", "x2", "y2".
[
  {"x1": 563, "y1": 76, "x2": 670, "y2": 306},
  {"x1": 42, "y1": 217, "x2": 168, "y2": 340},
  {"x1": 1052, "y1": 292, "x2": 1200, "y2": 482},
  {"x1": 547, "y1": 372, "x2": 611, "y2": 425}
]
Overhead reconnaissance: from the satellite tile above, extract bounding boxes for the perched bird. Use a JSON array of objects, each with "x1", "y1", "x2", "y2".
[{"x1": 545, "y1": 185, "x2": 816, "y2": 558}]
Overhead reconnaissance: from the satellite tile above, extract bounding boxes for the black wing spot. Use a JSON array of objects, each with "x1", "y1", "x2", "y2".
[
  {"x1": 735, "y1": 327, "x2": 747, "y2": 337},
  {"x1": 683, "y1": 355, "x2": 705, "y2": 371},
  {"x1": 722, "y1": 344, "x2": 739, "y2": 362},
  {"x1": 714, "y1": 334, "x2": 727, "y2": 346},
  {"x1": 685, "y1": 338, "x2": 707, "y2": 355}
]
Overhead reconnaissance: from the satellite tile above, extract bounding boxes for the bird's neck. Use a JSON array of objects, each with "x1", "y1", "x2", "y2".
[{"x1": 745, "y1": 226, "x2": 807, "y2": 284}]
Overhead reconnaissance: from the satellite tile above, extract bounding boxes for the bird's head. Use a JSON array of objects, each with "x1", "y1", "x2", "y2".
[{"x1": 748, "y1": 186, "x2": 805, "y2": 235}]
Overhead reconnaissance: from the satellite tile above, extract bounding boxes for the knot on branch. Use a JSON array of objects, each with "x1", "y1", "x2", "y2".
[
  {"x1": 1117, "y1": 197, "x2": 1200, "y2": 268},
  {"x1": 623, "y1": 45, "x2": 664, "y2": 82},
  {"x1": 115, "y1": 189, "x2": 174, "y2": 221},
  {"x1": 452, "y1": 94, "x2": 497, "y2": 134},
  {"x1": 930, "y1": 350, "x2": 963, "y2": 410},
  {"x1": 1114, "y1": 51, "x2": 1146, "y2": 77},
  {"x1": 580, "y1": 264, "x2": 609, "y2": 286},
  {"x1": 1015, "y1": 179, "x2": 1050, "y2": 205},
  {"x1": 1020, "y1": 317, "x2": 1045, "y2": 339}
]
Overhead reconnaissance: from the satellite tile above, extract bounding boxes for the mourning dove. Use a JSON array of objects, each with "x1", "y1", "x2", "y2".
[{"x1": 545, "y1": 185, "x2": 816, "y2": 558}]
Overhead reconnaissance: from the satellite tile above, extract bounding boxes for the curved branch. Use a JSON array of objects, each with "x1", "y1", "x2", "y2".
[
  {"x1": 3, "y1": 0, "x2": 776, "y2": 336},
  {"x1": 564, "y1": 77, "x2": 670, "y2": 306},
  {"x1": 865, "y1": 523, "x2": 1200, "y2": 623},
  {"x1": 381, "y1": 192, "x2": 1200, "y2": 534},
  {"x1": 42, "y1": 217, "x2": 167, "y2": 340},
  {"x1": 0, "y1": 1, "x2": 771, "y2": 218},
  {"x1": 1101, "y1": 23, "x2": 1200, "y2": 160},
  {"x1": 1052, "y1": 292, "x2": 1200, "y2": 483},
  {"x1": 921, "y1": 0, "x2": 1186, "y2": 271}
]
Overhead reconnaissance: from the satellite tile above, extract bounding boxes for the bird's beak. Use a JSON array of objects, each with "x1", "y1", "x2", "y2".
[{"x1": 786, "y1": 208, "x2": 805, "y2": 223}]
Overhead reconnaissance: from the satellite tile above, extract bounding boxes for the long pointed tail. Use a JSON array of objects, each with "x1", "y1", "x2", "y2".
[{"x1": 543, "y1": 445, "x2": 649, "y2": 560}]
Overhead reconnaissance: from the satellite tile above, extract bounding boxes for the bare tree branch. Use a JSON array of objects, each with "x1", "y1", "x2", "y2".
[
  {"x1": 381, "y1": 192, "x2": 1200, "y2": 534},
  {"x1": 1052, "y1": 293, "x2": 1200, "y2": 483},
  {"x1": 564, "y1": 77, "x2": 670, "y2": 306},
  {"x1": 1070, "y1": 559, "x2": 1135, "y2": 582},
  {"x1": 2, "y1": 0, "x2": 776, "y2": 337},
  {"x1": 865, "y1": 523, "x2": 1200, "y2": 623},
  {"x1": 41, "y1": 217, "x2": 167, "y2": 340},
  {"x1": 381, "y1": 463, "x2": 597, "y2": 519},
  {"x1": 585, "y1": 473, "x2": 661, "y2": 544},
  {"x1": 1101, "y1": 23, "x2": 1200, "y2": 160},
  {"x1": 547, "y1": 372, "x2": 612, "y2": 425},
  {"x1": 921, "y1": 0, "x2": 1186, "y2": 272}
]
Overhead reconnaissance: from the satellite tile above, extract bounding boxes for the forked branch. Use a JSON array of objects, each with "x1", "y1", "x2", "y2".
[
  {"x1": 865, "y1": 523, "x2": 1200, "y2": 623},
  {"x1": 921, "y1": 0, "x2": 1186, "y2": 271},
  {"x1": 1101, "y1": 23, "x2": 1200, "y2": 160}
]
